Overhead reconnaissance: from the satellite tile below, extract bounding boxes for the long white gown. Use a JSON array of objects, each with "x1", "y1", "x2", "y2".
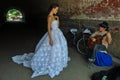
[{"x1": 12, "y1": 20, "x2": 70, "y2": 78}]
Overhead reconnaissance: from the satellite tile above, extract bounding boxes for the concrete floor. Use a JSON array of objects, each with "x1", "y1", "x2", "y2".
[{"x1": 0, "y1": 25, "x2": 115, "y2": 80}]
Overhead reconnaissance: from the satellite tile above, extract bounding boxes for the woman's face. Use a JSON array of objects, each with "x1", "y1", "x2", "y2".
[{"x1": 52, "y1": 7, "x2": 59, "y2": 14}]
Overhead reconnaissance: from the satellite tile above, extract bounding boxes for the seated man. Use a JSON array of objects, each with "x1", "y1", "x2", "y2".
[{"x1": 88, "y1": 21, "x2": 112, "y2": 62}]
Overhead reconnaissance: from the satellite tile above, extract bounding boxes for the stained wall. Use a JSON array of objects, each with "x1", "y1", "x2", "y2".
[
  {"x1": 49, "y1": 0, "x2": 120, "y2": 59},
  {"x1": 50, "y1": 0, "x2": 120, "y2": 21}
]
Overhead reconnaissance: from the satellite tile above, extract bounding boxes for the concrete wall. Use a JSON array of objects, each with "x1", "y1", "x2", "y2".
[
  {"x1": 48, "y1": 0, "x2": 120, "y2": 59},
  {"x1": 0, "y1": 0, "x2": 120, "y2": 59},
  {"x1": 1, "y1": 0, "x2": 120, "y2": 21},
  {"x1": 50, "y1": 0, "x2": 120, "y2": 21},
  {"x1": 60, "y1": 19, "x2": 120, "y2": 59}
]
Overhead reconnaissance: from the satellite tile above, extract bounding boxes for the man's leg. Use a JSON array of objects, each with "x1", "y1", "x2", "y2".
[{"x1": 89, "y1": 44, "x2": 106, "y2": 61}]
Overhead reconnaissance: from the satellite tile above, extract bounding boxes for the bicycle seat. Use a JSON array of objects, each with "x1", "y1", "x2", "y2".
[
  {"x1": 70, "y1": 28, "x2": 78, "y2": 35},
  {"x1": 83, "y1": 28, "x2": 92, "y2": 34}
]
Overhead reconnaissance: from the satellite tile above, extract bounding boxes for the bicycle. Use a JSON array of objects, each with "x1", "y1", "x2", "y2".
[
  {"x1": 66, "y1": 24, "x2": 94, "y2": 57},
  {"x1": 76, "y1": 24, "x2": 96, "y2": 68},
  {"x1": 66, "y1": 27, "x2": 78, "y2": 47},
  {"x1": 76, "y1": 27, "x2": 92, "y2": 56},
  {"x1": 66, "y1": 24, "x2": 95, "y2": 68}
]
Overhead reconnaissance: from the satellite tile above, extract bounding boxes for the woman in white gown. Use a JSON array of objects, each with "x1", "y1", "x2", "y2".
[{"x1": 12, "y1": 3, "x2": 70, "y2": 78}]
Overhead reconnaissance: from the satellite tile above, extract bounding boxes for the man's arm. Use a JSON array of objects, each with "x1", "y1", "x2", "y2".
[{"x1": 106, "y1": 32, "x2": 112, "y2": 44}]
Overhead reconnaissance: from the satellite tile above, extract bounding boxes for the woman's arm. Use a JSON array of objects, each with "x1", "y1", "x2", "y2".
[{"x1": 47, "y1": 16, "x2": 53, "y2": 46}]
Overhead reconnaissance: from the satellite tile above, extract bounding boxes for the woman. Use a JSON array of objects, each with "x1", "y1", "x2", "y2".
[
  {"x1": 88, "y1": 21, "x2": 112, "y2": 62},
  {"x1": 12, "y1": 3, "x2": 70, "y2": 78}
]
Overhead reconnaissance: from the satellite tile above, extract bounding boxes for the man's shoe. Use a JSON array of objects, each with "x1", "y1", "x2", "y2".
[{"x1": 88, "y1": 58, "x2": 95, "y2": 62}]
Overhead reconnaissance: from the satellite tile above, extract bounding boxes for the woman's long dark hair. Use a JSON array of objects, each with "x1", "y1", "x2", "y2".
[{"x1": 48, "y1": 3, "x2": 59, "y2": 16}]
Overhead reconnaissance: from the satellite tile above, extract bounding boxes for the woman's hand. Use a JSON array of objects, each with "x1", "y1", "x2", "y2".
[{"x1": 49, "y1": 39, "x2": 53, "y2": 46}]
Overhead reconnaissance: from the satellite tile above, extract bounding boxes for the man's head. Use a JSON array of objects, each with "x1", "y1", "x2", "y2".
[{"x1": 99, "y1": 21, "x2": 109, "y2": 31}]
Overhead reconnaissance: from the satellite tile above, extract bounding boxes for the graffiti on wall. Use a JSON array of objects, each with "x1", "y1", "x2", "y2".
[{"x1": 57, "y1": 0, "x2": 120, "y2": 21}]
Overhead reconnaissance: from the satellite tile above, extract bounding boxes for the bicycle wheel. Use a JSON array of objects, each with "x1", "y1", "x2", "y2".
[{"x1": 77, "y1": 38, "x2": 87, "y2": 55}]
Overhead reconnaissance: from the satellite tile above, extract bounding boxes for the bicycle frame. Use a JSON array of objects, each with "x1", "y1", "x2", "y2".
[{"x1": 77, "y1": 28, "x2": 92, "y2": 56}]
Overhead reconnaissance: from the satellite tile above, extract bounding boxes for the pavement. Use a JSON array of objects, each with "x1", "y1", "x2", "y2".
[{"x1": 0, "y1": 26, "x2": 119, "y2": 80}]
